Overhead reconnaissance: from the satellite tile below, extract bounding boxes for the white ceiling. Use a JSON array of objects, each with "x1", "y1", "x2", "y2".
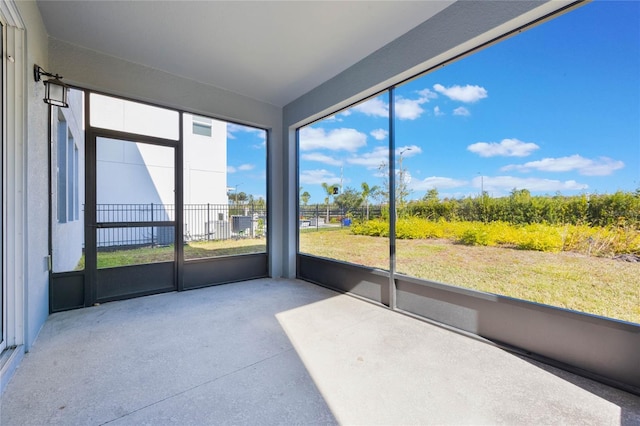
[{"x1": 36, "y1": 1, "x2": 455, "y2": 107}]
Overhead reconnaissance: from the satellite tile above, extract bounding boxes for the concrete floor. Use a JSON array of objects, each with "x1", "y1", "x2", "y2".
[{"x1": 1, "y1": 278, "x2": 639, "y2": 425}]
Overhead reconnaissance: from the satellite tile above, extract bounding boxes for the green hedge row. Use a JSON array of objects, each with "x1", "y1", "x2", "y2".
[{"x1": 404, "y1": 190, "x2": 640, "y2": 227}]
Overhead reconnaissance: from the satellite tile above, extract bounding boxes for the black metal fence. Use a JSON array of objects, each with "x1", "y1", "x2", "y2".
[
  {"x1": 299, "y1": 204, "x2": 384, "y2": 228},
  {"x1": 96, "y1": 203, "x2": 267, "y2": 249}
]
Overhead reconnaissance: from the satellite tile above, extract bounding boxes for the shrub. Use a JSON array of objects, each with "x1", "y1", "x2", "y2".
[
  {"x1": 396, "y1": 217, "x2": 445, "y2": 239},
  {"x1": 459, "y1": 228, "x2": 491, "y2": 246},
  {"x1": 351, "y1": 217, "x2": 639, "y2": 256},
  {"x1": 351, "y1": 219, "x2": 389, "y2": 237},
  {"x1": 514, "y1": 224, "x2": 563, "y2": 252}
]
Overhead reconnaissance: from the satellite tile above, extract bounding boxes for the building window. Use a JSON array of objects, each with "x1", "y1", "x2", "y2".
[
  {"x1": 57, "y1": 114, "x2": 68, "y2": 223},
  {"x1": 74, "y1": 144, "x2": 79, "y2": 220},
  {"x1": 192, "y1": 115, "x2": 212, "y2": 137},
  {"x1": 57, "y1": 113, "x2": 79, "y2": 223}
]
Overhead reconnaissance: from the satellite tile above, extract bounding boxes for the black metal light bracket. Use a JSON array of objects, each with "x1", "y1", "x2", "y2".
[{"x1": 34, "y1": 64, "x2": 69, "y2": 108}]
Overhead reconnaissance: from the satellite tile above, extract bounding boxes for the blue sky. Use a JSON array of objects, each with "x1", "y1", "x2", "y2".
[
  {"x1": 226, "y1": 123, "x2": 267, "y2": 200},
  {"x1": 297, "y1": 0, "x2": 640, "y2": 204}
]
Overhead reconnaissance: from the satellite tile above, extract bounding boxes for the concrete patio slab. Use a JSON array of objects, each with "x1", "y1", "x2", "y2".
[{"x1": 1, "y1": 278, "x2": 638, "y2": 425}]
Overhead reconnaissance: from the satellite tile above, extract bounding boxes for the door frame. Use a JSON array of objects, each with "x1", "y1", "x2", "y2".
[{"x1": 87, "y1": 130, "x2": 182, "y2": 304}]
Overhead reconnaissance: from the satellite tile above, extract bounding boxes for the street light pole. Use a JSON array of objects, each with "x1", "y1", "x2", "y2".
[
  {"x1": 233, "y1": 183, "x2": 243, "y2": 209},
  {"x1": 477, "y1": 173, "x2": 486, "y2": 222},
  {"x1": 398, "y1": 147, "x2": 412, "y2": 208}
]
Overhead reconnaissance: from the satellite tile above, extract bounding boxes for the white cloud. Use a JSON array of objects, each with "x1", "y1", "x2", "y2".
[
  {"x1": 347, "y1": 146, "x2": 389, "y2": 169},
  {"x1": 301, "y1": 152, "x2": 343, "y2": 166},
  {"x1": 351, "y1": 90, "x2": 438, "y2": 121},
  {"x1": 346, "y1": 145, "x2": 422, "y2": 169},
  {"x1": 299, "y1": 169, "x2": 340, "y2": 185},
  {"x1": 394, "y1": 89, "x2": 440, "y2": 120},
  {"x1": 411, "y1": 176, "x2": 467, "y2": 191},
  {"x1": 299, "y1": 127, "x2": 367, "y2": 152},
  {"x1": 395, "y1": 97, "x2": 425, "y2": 120},
  {"x1": 323, "y1": 114, "x2": 343, "y2": 122},
  {"x1": 453, "y1": 106, "x2": 470, "y2": 116},
  {"x1": 396, "y1": 145, "x2": 422, "y2": 158},
  {"x1": 226, "y1": 123, "x2": 267, "y2": 149},
  {"x1": 352, "y1": 98, "x2": 388, "y2": 117},
  {"x1": 434, "y1": 106, "x2": 444, "y2": 116},
  {"x1": 467, "y1": 138, "x2": 540, "y2": 157},
  {"x1": 370, "y1": 129, "x2": 388, "y2": 140},
  {"x1": 227, "y1": 123, "x2": 265, "y2": 140},
  {"x1": 477, "y1": 175, "x2": 589, "y2": 193},
  {"x1": 581, "y1": 157, "x2": 625, "y2": 176},
  {"x1": 501, "y1": 155, "x2": 624, "y2": 176},
  {"x1": 228, "y1": 164, "x2": 256, "y2": 173},
  {"x1": 418, "y1": 88, "x2": 439, "y2": 101},
  {"x1": 433, "y1": 83, "x2": 488, "y2": 103}
]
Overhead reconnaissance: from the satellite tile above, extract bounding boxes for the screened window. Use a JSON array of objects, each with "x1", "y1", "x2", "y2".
[
  {"x1": 192, "y1": 115, "x2": 213, "y2": 137},
  {"x1": 298, "y1": 93, "x2": 390, "y2": 270},
  {"x1": 183, "y1": 114, "x2": 267, "y2": 260},
  {"x1": 296, "y1": 1, "x2": 639, "y2": 324}
]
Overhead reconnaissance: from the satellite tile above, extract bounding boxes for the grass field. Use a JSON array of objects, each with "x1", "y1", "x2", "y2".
[
  {"x1": 77, "y1": 238, "x2": 266, "y2": 269},
  {"x1": 84, "y1": 227, "x2": 638, "y2": 324},
  {"x1": 300, "y1": 227, "x2": 639, "y2": 324}
]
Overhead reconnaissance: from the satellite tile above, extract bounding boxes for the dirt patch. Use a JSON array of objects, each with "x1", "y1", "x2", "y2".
[{"x1": 613, "y1": 254, "x2": 640, "y2": 263}]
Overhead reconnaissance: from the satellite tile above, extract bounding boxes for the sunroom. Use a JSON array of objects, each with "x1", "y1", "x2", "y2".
[{"x1": 1, "y1": 0, "x2": 638, "y2": 423}]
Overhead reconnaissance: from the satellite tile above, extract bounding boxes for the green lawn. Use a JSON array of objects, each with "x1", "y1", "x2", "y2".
[
  {"x1": 76, "y1": 238, "x2": 267, "y2": 269},
  {"x1": 300, "y1": 227, "x2": 640, "y2": 324},
  {"x1": 79, "y1": 227, "x2": 639, "y2": 324}
]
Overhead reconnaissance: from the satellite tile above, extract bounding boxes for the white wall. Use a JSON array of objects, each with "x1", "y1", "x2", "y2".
[
  {"x1": 91, "y1": 101, "x2": 229, "y2": 209},
  {"x1": 183, "y1": 114, "x2": 228, "y2": 206},
  {"x1": 0, "y1": 0, "x2": 53, "y2": 377},
  {"x1": 52, "y1": 89, "x2": 85, "y2": 272},
  {"x1": 97, "y1": 140, "x2": 171, "y2": 206}
]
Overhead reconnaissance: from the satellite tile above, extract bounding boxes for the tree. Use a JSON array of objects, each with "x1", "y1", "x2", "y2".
[
  {"x1": 377, "y1": 161, "x2": 411, "y2": 213},
  {"x1": 321, "y1": 182, "x2": 338, "y2": 223},
  {"x1": 300, "y1": 191, "x2": 311, "y2": 206},
  {"x1": 423, "y1": 188, "x2": 439, "y2": 203},
  {"x1": 228, "y1": 191, "x2": 247, "y2": 203},
  {"x1": 335, "y1": 187, "x2": 363, "y2": 213},
  {"x1": 253, "y1": 196, "x2": 266, "y2": 210},
  {"x1": 396, "y1": 163, "x2": 412, "y2": 212},
  {"x1": 361, "y1": 182, "x2": 380, "y2": 220}
]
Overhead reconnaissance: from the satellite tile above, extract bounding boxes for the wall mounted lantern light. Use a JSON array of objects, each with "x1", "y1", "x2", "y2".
[{"x1": 33, "y1": 64, "x2": 69, "y2": 108}]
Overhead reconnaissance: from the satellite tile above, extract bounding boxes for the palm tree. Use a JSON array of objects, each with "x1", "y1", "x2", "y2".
[
  {"x1": 321, "y1": 182, "x2": 337, "y2": 223},
  {"x1": 361, "y1": 182, "x2": 379, "y2": 220}
]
